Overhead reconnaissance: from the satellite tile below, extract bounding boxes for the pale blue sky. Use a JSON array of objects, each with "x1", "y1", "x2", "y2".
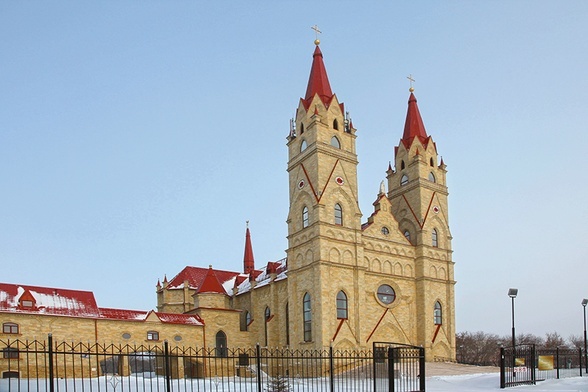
[{"x1": 1, "y1": 2, "x2": 587, "y2": 340}]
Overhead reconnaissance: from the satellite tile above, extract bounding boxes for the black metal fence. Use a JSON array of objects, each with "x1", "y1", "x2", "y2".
[
  {"x1": 1, "y1": 336, "x2": 426, "y2": 392},
  {"x1": 500, "y1": 345, "x2": 585, "y2": 388}
]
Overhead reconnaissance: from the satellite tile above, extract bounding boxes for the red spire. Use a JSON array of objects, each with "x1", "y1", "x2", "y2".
[
  {"x1": 401, "y1": 92, "x2": 430, "y2": 149},
  {"x1": 243, "y1": 224, "x2": 255, "y2": 274},
  {"x1": 303, "y1": 45, "x2": 333, "y2": 109},
  {"x1": 198, "y1": 265, "x2": 226, "y2": 294}
]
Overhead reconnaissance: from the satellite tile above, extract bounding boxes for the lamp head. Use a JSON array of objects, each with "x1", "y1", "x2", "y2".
[
  {"x1": 582, "y1": 298, "x2": 588, "y2": 307},
  {"x1": 508, "y1": 288, "x2": 518, "y2": 298}
]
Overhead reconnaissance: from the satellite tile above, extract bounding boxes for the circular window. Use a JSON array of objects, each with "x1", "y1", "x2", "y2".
[
  {"x1": 122, "y1": 333, "x2": 131, "y2": 340},
  {"x1": 174, "y1": 335, "x2": 182, "y2": 342},
  {"x1": 298, "y1": 180, "x2": 305, "y2": 189},
  {"x1": 335, "y1": 177, "x2": 344, "y2": 185},
  {"x1": 377, "y1": 284, "x2": 396, "y2": 305},
  {"x1": 381, "y1": 226, "x2": 389, "y2": 235}
]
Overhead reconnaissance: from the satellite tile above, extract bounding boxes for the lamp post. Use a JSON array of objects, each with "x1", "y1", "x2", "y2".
[
  {"x1": 582, "y1": 298, "x2": 588, "y2": 373},
  {"x1": 508, "y1": 288, "x2": 518, "y2": 348}
]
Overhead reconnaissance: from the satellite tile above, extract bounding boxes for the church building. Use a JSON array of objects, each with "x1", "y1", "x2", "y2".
[{"x1": 157, "y1": 40, "x2": 456, "y2": 361}]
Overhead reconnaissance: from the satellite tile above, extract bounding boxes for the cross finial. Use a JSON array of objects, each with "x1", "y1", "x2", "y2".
[
  {"x1": 246, "y1": 220, "x2": 249, "y2": 228},
  {"x1": 407, "y1": 74, "x2": 415, "y2": 92},
  {"x1": 311, "y1": 25, "x2": 322, "y2": 45}
]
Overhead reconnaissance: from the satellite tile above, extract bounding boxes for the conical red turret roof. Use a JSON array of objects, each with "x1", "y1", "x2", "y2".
[
  {"x1": 197, "y1": 266, "x2": 226, "y2": 294},
  {"x1": 303, "y1": 45, "x2": 334, "y2": 109},
  {"x1": 401, "y1": 92, "x2": 430, "y2": 149},
  {"x1": 243, "y1": 226, "x2": 255, "y2": 274}
]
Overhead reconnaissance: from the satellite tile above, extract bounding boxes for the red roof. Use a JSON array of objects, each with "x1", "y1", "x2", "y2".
[
  {"x1": 303, "y1": 45, "x2": 334, "y2": 110},
  {"x1": 401, "y1": 92, "x2": 431, "y2": 150},
  {"x1": 0, "y1": 282, "x2": 100, "y2": 317},
  {"x1": 197, "y1": 267, "x2": 227, "y2": 294},
  {"x1": 99, "y1": 307, "x2": 147, "y2": 320},
  {"x1": 166, "y1": 266, "x2": 239, "y2": 292}
]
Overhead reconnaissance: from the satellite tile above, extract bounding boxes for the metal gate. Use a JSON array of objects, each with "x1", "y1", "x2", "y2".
[
  {"x1": 500, "y1": 344, "x2": 536, "y2": 388},
  {"x1": 373, "y1": 342, "x2": 425, "y2": 392}
]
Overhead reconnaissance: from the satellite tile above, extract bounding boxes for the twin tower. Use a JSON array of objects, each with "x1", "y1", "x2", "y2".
[
  {"x1": 284, "y1": 42, "x2": 455, "y2": 360},
  {"x1": 157, "y1": 41, "x2": 456, "y2": 361}
]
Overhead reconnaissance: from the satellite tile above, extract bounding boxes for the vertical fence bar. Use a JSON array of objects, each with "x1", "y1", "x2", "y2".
[
  {"x1": 372, "y1": 343, "x2": 377, "y2": 392},
  {"x1": 531, "y1": 345, "x2": 536, "y2": 385},
  {"x1": 499, "y1": 346, "x2": 505, "y2": 389},
  {"x1": 256, "y1": 343, "x2": 262, "y2": 392},
  {"x1": 419, "y1": 347, "x2": 426, "y2": 392},
  {"x1": 387, "y1": 346, "x2": 394, "y2": 392},
  {"x1": 579, "y1": 348, "x2": 583, "y2": 377},
  {"x1": 329, "y1": 345, "x2": 334, "y2": 392},
  {"x1": 556, "y1": 347, "x2": 560, "y2": 379},
  {"x1": 164, "y1": 340, "x2": 171, "y2": 392},
  {"x1": 47, "y1": 334, "x2": 55, "y2": 392}
]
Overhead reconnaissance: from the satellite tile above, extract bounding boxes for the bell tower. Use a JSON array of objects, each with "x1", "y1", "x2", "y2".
[
  {"x1": 386, "y1": 86, "x2": 455, "y2": 358},
  {"x1": 285, "y1": 40, "x2": 363, "y2": 348}
]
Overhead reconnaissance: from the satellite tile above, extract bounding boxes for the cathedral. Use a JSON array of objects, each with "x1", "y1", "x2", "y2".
[{"x1": 157, "y1": 40, "x2": 456, "y2": 361}]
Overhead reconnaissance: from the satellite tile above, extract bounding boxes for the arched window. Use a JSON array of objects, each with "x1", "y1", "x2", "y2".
[
  {"x1": 434, "y1": 302, "x2": 442, "y2": 325},
  {"x1": 428, "y1": 172, "x2": 436, "y2": 183},
  {"x1": 300, "y1": 139, "x2": 308, "y2": 152},
  {"x1": 334, "y1": 204, "x2": 343, "y2": 225},
  {"x1": 302, "y1": 206, "x2": 309, "y2": 228},
  {"x1": 400, "y1": 175, "x2": 409, "y2": 186},
  {"x1": 300, "y1": 123, "x2": 304, "y2": 134},
  {"x1": 215, "y1": 331, "x2": 228, "y2": 357},
  {"x1": 336, "y1": 291, "x2": 348, "y2": 319},
  {"x1": 430, "y1": 157, "x2": 434, "y2": 167},
  {"x1": 400, "y1": 160, "x2": 405, "y2": 170},
  {"x1": 2, "y1": 323, "x2": 18, "y2": 334},
  {"x1": 333, "y1": 119, "x2": 339, "y2": 130},
  {"x1": 241, "y1": 311, "x2": 250, "y2": 331},
  {"x1": 264, "y1": 306, "x2": 271, "y2": 346},
  {"x1": 404, "y1": 230, "x2": 411, "y2": 243},
  {"x1": 432, "y1": 229, "x2": 438, "y2": 247},
  {"x1": 303, "y1": 293, "x2": 312, "y2": 342},
  {"x1": 330, "y1": 136, "x2": 341, "y2": 149}
]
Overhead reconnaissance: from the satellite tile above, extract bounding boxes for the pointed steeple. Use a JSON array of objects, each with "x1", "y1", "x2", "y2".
[
  {"x1": 197, "y1": 265, "x2": 226, "y2": 294},
  {"x1": 243, "y1": 222, "x2": 255, "y2": 274},
  {"x1": 303, "y1": 43, "x2": 333, "y2": 109},
  {"x1": 401, "y1": 92, "x2": 430, "y2": 149}
]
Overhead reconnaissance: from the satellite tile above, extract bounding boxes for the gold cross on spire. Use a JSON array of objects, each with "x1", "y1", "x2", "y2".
[
  {"x1": 311, "y1": 25, "x2": 322, "y2": 45},
  {"x1": 407, "y1": 74, "x2": 415, "y2": 92}
]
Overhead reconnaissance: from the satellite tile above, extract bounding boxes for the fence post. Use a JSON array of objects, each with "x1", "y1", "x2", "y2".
[
  {"x1": 419, "y1": 347, "x2": 426, "y2": 392},
  {"x1": 499, "y1": 346, "x2": 505, "y2": 389},
  {"x1": 387, "y1": 346, "x2": 394, "y2": 392},
  {"x1": 256, "y1": 343, "x2": 262, "y2": 392},
  {"x1": 580, "y1": 347, "x2": 583, "y2": 377},
  {"x1": 531, "y1": 345, "x2": 536, "y2": 385},
  {"x1": 48, "y1": 334, "x2": 55, "y2": 392},
  {"x1": 372, "y1": 342, "x2": 377, "y2": 392},
  {"x1": 329, "y1": 344, "x2": 334, "y2": 392},
  {"x1": 164, "y1": 340, "x2": 171, "y2": 392},
  {"x1": 556, "y1": 347, "x2": 560, "y2": 379}
]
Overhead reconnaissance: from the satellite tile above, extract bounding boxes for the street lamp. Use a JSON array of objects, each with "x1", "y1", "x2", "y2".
[
  {"x1": 582, "y1": 298, "x2": 588, "y2": 373},
  {"x1": 508, "y1": 288, "x2": 518, "y2": 348}
]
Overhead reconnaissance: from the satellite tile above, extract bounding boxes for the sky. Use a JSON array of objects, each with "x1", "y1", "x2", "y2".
[{"x1": 1, "y1": 2, "x2": 588, "y2": 340}]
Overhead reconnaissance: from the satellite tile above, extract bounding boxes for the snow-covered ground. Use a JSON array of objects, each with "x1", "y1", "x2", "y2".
[{"x1": 428, "y1": 373, "x2": 588, "y2": 391}]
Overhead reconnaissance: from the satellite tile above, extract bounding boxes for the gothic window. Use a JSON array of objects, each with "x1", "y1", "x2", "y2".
[
  {"x1": 404, "y1": 230, "x2": 411, "y2": 242},
  {"x1": 302, "y1": 206, "x2": 309, "y2": 228},
  {"x1": 215, "y1": 331, "x2": 228, "y2": 357},
  {"x1": 300, "y1": 123, "x2": 304, "y2": 134},
  {"x1": 264, "y1": 306, "x2": 270, "y2": 346},
  {"x1": 303, "y1": 293, "x2": 312, "y2": 342},
  {"x1": 428, "y1": 172, "x2": 436, "y2": 183},
  {"x1": 334, "y1": 204, "x2": 343, "y2": 225},
  {"x1": 330, "y1": 136, "x2": 341, "y2": 149},
  {"x1": 400, "y1": 175, "x2": 409, "y2": 186},
  {"x1": 432, "y1": 229, "x2": 438, "y2": 247},
  {"x1": 430, "y1": 157, "x2": 434, "y2": 167},
  {"x1": 147, "y1": 331, "x2": 159, "y2": 341},
  {"x1": 336, "y1": 291, "x2": 348, "y2": 319},
  {"x1": 377, "y1": 285, "x2": 396, "y2": 305},
  {"x1": 333, "y1": 119, "x2": 339, "y2": 130},
  {"x1": 401, "y1": 160, "x2": 405, "y2": 170},
  {"x1": 241, "y1": 311, "x2": 251, "y2": 331},
  {"x1": 300, "y1": 139, "x2": 308, "y2": 152},
  {"x1": 2, "y1": 323, "x2": 18, "y2": 334},
  {"x1": 434, "y1": 301, "x2": 443, "y2": 325}
]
